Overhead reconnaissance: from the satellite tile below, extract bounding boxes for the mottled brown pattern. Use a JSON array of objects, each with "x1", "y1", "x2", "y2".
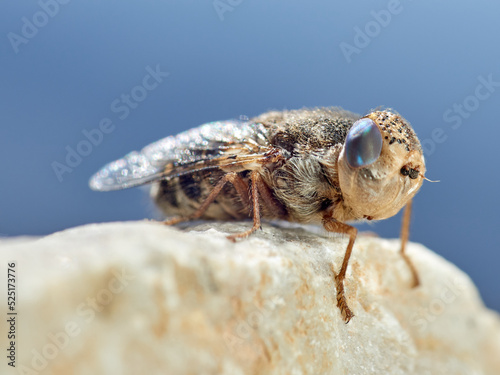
[
  {"x1": 154, "y1": 107, "x2": 424, "y2": 227},
  {"x1": 154, "y1": 108, "x2": 360, "y2": 223}
]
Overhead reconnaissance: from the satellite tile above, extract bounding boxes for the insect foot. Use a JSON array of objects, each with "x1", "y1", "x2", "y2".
[
  {"x1": 162, "y1": 217, "x2": 186, "y2": 226},
  {"x1": 334, "y1": 269, "x2": 355, "y2": 323}
]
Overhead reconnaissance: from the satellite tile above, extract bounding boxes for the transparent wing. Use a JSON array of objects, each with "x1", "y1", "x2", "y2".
[{"x1": 89, "y1": 120, "x2": 270, "y2": 191}]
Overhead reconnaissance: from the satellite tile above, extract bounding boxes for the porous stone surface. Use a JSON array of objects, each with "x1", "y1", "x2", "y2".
[{"x1": 0, "y1": 221, "x2": 499, "y2": 375}]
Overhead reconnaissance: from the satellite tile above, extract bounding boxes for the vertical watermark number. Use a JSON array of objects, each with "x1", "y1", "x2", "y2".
[{"x1": 6, "y1": 262, "x2": 17, "y2": 368}]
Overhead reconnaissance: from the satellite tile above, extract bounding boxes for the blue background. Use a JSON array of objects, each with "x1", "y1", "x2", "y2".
[{"x1": 1, "y1": 1, "x2": 499, "y2": 311}]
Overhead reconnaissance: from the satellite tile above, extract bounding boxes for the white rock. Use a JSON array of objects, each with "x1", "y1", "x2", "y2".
[{"x1": 0, "y1": 221, "x2": 499, "y2": 375}]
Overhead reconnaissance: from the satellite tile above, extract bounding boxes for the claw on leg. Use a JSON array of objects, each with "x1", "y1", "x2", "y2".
[{"x1": 332, "y1": 265, "x2": 355, "y2": 323}]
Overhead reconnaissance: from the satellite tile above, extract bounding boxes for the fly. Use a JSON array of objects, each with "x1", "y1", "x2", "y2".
[{"x1": 89, "y1": 107, "x2": 426, "y2": 323}]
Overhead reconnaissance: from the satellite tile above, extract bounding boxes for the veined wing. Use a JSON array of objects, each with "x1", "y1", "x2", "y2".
[{"x1": 89, "y1": 120, "x2": 270, "y2": 191}]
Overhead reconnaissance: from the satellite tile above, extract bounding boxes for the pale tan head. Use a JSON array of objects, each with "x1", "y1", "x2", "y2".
[{"x1": 337, "y1": 110, "x2": 425, "y2": 221}]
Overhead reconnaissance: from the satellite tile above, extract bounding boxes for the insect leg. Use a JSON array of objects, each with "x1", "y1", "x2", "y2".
[
  {"x1": 323, "y1": 217, "x2": 357, "y2": 323},
  {"x1": 253, "y1": 176, "x2": 288, "y2": 219},
  {"x1": 227, "y1": 173, "x2": 251, "y2": 208},
  {"x1": 399, "y1": 199, "x2": 420, "y2": 287},
  {"x1": 226, "y1": 170, "x2": 262, "y2": 242},
  {"x1": 163, "y1": 172, "x2": 248, "y2": 226}
]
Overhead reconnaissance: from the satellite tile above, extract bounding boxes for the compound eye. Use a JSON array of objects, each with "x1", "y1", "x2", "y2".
[{"x1": 345, "y1": 118, "x2": 383, "y2": 168}]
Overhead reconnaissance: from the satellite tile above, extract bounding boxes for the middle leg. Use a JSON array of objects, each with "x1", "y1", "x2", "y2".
[{"x1": 227, "y1": 170, "x2": 262, "y2": 241}]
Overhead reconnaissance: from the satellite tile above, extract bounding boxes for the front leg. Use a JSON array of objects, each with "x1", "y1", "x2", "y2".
[
  {"x1": 323, "y1": 216, "x2": 358, "y2": 323},
  {"x1": 399, "y1": 199, "x2": 420, "y2": 287}
]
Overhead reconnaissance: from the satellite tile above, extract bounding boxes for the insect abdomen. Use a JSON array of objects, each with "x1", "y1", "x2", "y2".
[{"x1": 152, "y1": 171, "x2": 249, "y2": 221}]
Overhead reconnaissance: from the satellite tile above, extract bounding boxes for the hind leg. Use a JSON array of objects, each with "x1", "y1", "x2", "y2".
[{"x1": 162, "y1": 172, "x2": 250, "y2": 226}]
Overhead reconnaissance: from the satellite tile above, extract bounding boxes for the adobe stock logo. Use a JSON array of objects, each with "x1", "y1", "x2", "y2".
[
  {"x1": 17, "y1": 268, "x2": 135, "y2": 374},
  {"x1": 213, "y1": 0, "x2": 244, "y2": 21},
  {"x1": 420, "y1": 74, "x2": 500, "y2": 156},
  {"x1": 51, "y1": 64, "x2": 169, "y2": 182},
  {"x1": 339, "y1": 0, "x2": 411, "y2": 63},
  {"x1": 7, "y1": 0, "x2": 71, "y2": 54}
]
